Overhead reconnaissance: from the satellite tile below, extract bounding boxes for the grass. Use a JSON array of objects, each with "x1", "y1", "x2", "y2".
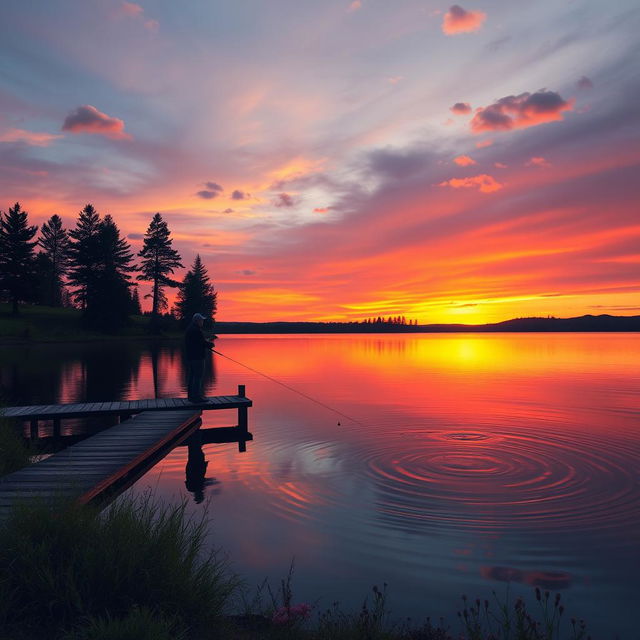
[
  {"x1": 0, "y1": 303, "x2": 181, "y2": 343},
  {"x1": 0, "y1": 490, "x2": 593, "y2": 640},
  {"x1": 0, "y1": 493, "x2": 237, "y2": 639}
]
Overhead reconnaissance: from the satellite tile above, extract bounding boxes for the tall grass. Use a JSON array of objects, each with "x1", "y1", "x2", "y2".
[{"x1": 0, "y1": 493, "x2": 237, "y2": 639}]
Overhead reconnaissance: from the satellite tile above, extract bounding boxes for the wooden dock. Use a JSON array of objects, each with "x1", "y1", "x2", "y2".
[
  {"x1": 2, "y1": 386, "x2": 252, "y2": 439},
  {"x1": 0, "y1": 387, "x2": 253, "y2": 519}
]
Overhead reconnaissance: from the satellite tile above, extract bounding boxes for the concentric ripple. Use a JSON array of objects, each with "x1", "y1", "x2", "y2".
[{"x1": 364, "y1": 428, "x2": 639, "y2": 535}]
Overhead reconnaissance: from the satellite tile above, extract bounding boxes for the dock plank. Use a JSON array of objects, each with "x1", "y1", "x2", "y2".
[
  {"x1": 0, "y1": 409, "x2": 202, "y2": 520},
  {"x1": 0, "y1": 394, "x2": 251, "y2": 422}
]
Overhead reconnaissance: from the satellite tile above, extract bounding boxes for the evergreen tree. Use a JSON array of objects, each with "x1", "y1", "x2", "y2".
[
  {"x1": 84, "y1": 214, "x2": 136, "y2": 330},
  {"x1": 37, "y1": 214, "x2": 69, "y2": 306},
  {"x1": 129, "y1": 285, "x2": 142, "y2": 315},
  {"x1": 67, "y1": 204, "x2": 101, "y2": 310},
  {"x1": 137, "y1": 213, "x2": 183, "y2": 329},
  {"x1": 175, "y1": 254, "x2": 217, "y2": 327},
  {"x1": 0, "y1": 203, "x2": 38, "y2": 314}
]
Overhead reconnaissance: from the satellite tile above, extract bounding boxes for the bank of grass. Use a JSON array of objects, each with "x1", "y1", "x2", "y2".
[
  {"x1": 0, "y1": 493, "x2": 592, "y2": 640},
  {"x1": 0, "y1": 303, "x2": 181, "y2": 343},
  {"x1": 0, "y1": 494, "x2": 237, "y2": 640}
]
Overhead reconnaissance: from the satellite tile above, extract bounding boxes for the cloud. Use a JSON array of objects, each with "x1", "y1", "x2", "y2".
[
  {"x1": 239, "y1": 269, "x2": 256, "y2": 276},
  {"x1": 368, "y1": 147, "x2": 431, "y2": 179},
  {"x1": 526, "y1": 156, "x2": 551, "y2": 168},
  {"x1": 387, "y1": 76, "x2": 404, "y2": 85},
  {"x1": 577, "y1": 76, "x2": 594, "y2": 90},
  {"x1": 223, "y1": 208, "x2": 234, "y2": 213},
  {"x1": 196, "y1": 190, "x2": 219, "y2": 199},
  {"x1": 454, "y1": 155, "x2": 476, "y2": 166},
  {"x1": 127, "y1": 232, "x2": 144, "y2": 239},
  {"x1": 196, "y1": 181, "x2": 224, "y2": 199},
  {"x1": 120, "y1": 2, "x2": 143, "y2": 17},
  {"x1": 62, "y1": 105, "x2": 131, "y2": 140},
  {"x1": 475, "y1": 139, "x2": 494, "y2": 148},
  {"x1": 232, "y1": 189, "x2": 248, "y2": 200},
  {"x1": 118, "y1": 2, "x2": 158, "y2": 30},
  {"x1": 348, "y1": 0, "x2": 362, "y2": 11},
  {"x1": 450, "y1": 102, "x2": 472, "y2": 115},
  {"x1": 470, "y1": 90, "x2": 574, "y2": 133},
  {"x1": 0, "y1": 128, "x2": 62, "y2": 147},
  {"x1": 442, "y1": 5, "x2": 486, "y2": 35},
  {"x1": 275, "y1": 192, "x2": 295, "y2": 207},
  {"x1": 438, "y1": 173, "x2": 503, "y2": 193},
  {"x1": 314, "y1": 207, "x2": 329, "y2": 213},
  {"x1": 494, "y1": 162, "x2": 507, "y2": 169}
]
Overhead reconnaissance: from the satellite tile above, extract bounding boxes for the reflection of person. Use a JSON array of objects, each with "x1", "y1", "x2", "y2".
[
  {"x1": 185, "y1": 313, "x2": 214, "y2": 403},
  {"x1": 185, "y1": 440, "x2": 209, "y2": 504}
]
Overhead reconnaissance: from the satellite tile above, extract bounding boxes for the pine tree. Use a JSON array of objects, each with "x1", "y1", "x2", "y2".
[
  {"x1": 37, "y1": 214, "x2": 69, "y2": 306},
  {"x1": 175, "y1": 254, "x2": 217, "y2": 327},
  {"x1": 0, "y1": 203, "x2": 38, "y2": 314},
  {"x1": 129, "y1": 286, "x2": 142, "y2": 315},
  {"x1": 85, "y1": 214, "x2": 136, "y2": 330},
  {"x1": 137, "y1": 213, "x2": 183, "y2": 330},
  {"x1": 67, "y1": 204, "x2": 101, "y2": 310}
]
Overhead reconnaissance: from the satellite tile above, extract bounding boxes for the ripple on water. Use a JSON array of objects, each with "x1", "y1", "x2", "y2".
[{"x1": 363, "y1": 428, "x2": 639, "y2": 536}]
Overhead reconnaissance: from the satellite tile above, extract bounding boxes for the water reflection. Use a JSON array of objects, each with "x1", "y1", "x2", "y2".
[
  {"x1": 1, "y1": 334, "x2": 638, "y2": 638},
  {"x1": 184, "y1": 431, "x2": 220, "y2": 504}
]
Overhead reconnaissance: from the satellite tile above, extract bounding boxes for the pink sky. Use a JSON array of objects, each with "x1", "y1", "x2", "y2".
[{"x1": 1, "y1": 1, "x2": 638, "y2": 322}]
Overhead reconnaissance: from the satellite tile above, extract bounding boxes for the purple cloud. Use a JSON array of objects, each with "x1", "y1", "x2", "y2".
[{"x1": 62, "y1": 105, "x2": 131, "y2": 140}]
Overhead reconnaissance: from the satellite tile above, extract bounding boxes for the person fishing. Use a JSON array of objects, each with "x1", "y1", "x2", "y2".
[{"x1": 185, "y1": 312, "x2": 214, "y2": 403}]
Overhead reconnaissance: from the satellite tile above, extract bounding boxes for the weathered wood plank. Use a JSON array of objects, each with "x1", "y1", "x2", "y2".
[{"x1": 0, "y1": 409, "x2": 202, "y2": 520}]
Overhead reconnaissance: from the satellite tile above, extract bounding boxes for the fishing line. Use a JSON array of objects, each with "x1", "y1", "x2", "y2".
[{"x1": 212, "y1": 349, "x2": 368, "y2": 428}]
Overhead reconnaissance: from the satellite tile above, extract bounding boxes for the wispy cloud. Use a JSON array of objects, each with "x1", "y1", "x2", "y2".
[
  {"x1": 439, "y1": 173, "x2": 503, "y2": 193},
  {"x1": 0, "y1": 128, "x2": 62, "y2": 146}
]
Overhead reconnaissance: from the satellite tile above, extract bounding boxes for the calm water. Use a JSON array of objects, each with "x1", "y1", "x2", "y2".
[{"x1": 1, "y1": 334, "x2": 639, "y2": 637}]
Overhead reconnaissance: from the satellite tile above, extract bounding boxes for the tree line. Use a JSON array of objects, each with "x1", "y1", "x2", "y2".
[{"x1": 0, "y1": 202, "x2": 217, "y2": 331}]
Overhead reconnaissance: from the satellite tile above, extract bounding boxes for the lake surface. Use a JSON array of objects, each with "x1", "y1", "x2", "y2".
[{"x1": 1, "y1": 334, "x2": 638, "y2": 638}]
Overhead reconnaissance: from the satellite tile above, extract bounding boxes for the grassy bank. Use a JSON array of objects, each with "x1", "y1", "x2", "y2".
[
  {"x1": 0, "y1": 303, "x2": 181, "y2": 343},
  {"x1": 0, "y1": 493, "x2": 591, "y2": 640}
]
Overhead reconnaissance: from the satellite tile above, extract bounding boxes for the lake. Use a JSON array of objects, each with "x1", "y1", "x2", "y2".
[{"x1": 1, "y1": 333, "x2": 638, "y2": 638}]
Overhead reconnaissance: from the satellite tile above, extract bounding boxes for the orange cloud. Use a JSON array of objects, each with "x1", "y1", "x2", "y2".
[
  {"x1": 442, "y1": 5, "x2": 486, "y2": 35},
  {"x1": 62, "y1": 105, "x2": 131, "y2": 140},
  {"x1": 471, "y1": 90, "x2": 573, "y2": 133},
  {"x1": 454, "y1": 155, "x2": 476, "y2": 166},
  {"x1": 348, "y1": 0, "x2": 362, "y2": 11},
  {"x1": 526, "y1": 156, "x2": 551, "y2": 168},
  {"x1": 439, "y1": 174, "x2": 503, "y2": 193},
  {"x1": 120, "y1": 2, "x2": 143, "y2": 17},
  {"x1": 0, "y1": 128, "x2": 62, "y2": 146},
  {"x1": 313, "y1": 207, "x2": 329, "y2": 213},
  {"x1": 475, "y1": 139, "x2": 493, "y2": 148},
  {"x1": 494, "y1": 162, "x2": 507, "y2": 169}
]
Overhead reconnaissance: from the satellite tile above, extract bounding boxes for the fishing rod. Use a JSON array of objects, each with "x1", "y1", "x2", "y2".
[{"x1": 211, "y1": 348, "x2": 368, "y2": 428}]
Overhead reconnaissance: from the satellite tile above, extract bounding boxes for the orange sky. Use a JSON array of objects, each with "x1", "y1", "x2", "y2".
[{"x1": 1, "y1": 1, "x2": 639, "y2": 322}]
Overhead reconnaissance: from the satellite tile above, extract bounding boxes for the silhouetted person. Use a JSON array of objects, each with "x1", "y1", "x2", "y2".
[{"x1": 185, "y1": 312, "x2": 213, "y2": 402}]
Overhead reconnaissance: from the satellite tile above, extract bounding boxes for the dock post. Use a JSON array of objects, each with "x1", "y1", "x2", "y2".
[
  {"x1": 237, "y1": 384, "x2": 248, "y2": 434},
  {"x1": 30, "y1": 418, "x2": 38, "y2": 440}
]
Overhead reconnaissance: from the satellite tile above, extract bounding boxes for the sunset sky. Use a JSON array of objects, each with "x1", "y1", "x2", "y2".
[{"x1": 1, "y1": 0, "x2": 638, "y2": 322}]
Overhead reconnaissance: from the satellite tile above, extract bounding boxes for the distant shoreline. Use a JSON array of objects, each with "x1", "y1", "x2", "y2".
[
  {"x1": 214, "y1": 314, "x2": 640, "y2": 334},
  {"x1": 1, "y1": 305, "x2": 638, "y2": 345}
]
